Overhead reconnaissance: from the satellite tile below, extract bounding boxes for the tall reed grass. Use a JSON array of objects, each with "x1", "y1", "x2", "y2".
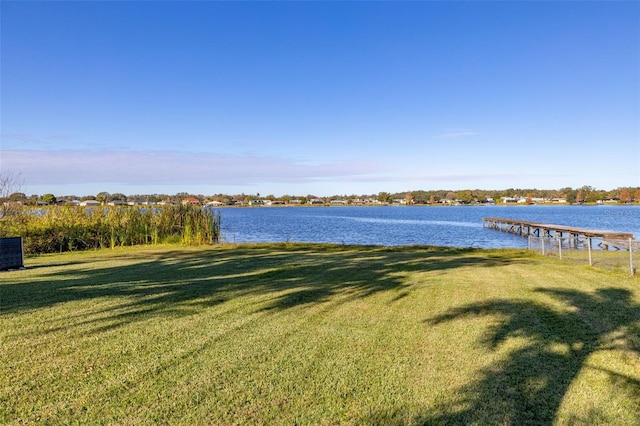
[{"x1": 0, "y1": 204, "x2": 221, "y2": 254}]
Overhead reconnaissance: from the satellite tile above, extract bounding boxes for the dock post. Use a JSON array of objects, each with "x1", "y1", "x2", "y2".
[
  {"x1": 588, "y1": 238, "x2": 592, "y2": 266},
  {"x1": 541, "y1": 237, "x2": 545, "y2": 256},
  {"x1": 558, "y1": 237, "x2": 562, "y2": 260},
  {"x1": 630, "y1": 238, "x2": 634, "y2": 276}
]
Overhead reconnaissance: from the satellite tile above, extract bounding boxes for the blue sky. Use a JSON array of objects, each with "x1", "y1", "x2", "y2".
[{"x1": 2, "y1": 1, "x2": 639, "y2": 197}]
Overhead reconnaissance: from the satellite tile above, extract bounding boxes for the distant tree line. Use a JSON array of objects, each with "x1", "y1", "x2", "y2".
[{"x1": 3, "y1": 185, "x2": 640, "y2": 207}]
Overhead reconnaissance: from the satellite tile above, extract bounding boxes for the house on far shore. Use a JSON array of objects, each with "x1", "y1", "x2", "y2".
[
  {"x1": 501, "y1": 197, "x2": 518, "y2": 204},
  {"x1": 182, "y1": 197, "x2": 200, "y2": 205},
  {"x1": 602, "y1": 198, "x2": 620, "y2": 204},
  {"x1": 79, "y1": 200, "x2": 101, "y2": 207}
]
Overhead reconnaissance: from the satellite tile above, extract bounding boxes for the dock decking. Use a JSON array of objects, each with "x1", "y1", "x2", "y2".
[{"x1": 482, "y1": 217, "x2": 635, "y2": 250}]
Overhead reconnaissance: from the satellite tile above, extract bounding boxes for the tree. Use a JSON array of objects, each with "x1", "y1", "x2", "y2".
[
  {"x1": 96, "y1": 192, "x2": 111, "y2": 204},
  {"x1": 0, "y1": 171, "x2": 25, "y2": 233},
  {"x1": 28, "y1": 194, "x2": 39, "y2": 206},
  {"x1": 42, "y1": 194, "x2": 57, "y2": 205},
  {"x1": 280, "y1": 195, "x2": 292, "y2": 204},
  {"x1": 8, "y1": 192, "x2": 27, "y2": 203},
  {"x1": 619, "y1": 188, "x2": 631, "y2": 203},
  {"x1": 456, "y1": 190, "x2": 474, "y2": 204},
  {"x1": 585, "y1": 188, "x2": 604, "y2": 204},
  {"x1": 445, "y1": 191, "x2": 457, "y2": 202},
  {"x1": 378, "y1": 192, "x2": 391, "y2": 204},
  {"x1": 404, "y1": 192, "x2": 415, "y2": 205},
  {"x1": 578, "y1": 185, "x2": 595, "y2": 203}
]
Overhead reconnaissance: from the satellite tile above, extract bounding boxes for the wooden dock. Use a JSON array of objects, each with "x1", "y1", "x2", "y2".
[{"x1": 482, "y1": 217, "x2": 635, "y2": 250}]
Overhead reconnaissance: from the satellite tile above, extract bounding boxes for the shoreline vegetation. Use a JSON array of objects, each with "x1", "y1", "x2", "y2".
[
  {"x1": 1, "y1": 243, "x2": 638, "y2": 424},
  {"x1": 0, "y1": 204, "x2": 221, "y2": 255}
]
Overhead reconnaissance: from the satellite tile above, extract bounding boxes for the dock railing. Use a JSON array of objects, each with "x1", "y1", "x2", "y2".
[
  {"x1": 483, "y1": 217, "x2": 637, "y2": 275},
  {"x1": 528, "y1": 235, "x2": 638, "y2": 276}
]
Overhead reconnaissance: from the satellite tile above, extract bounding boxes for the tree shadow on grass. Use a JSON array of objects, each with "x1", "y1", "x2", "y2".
[
  {"x1": 420, "y1": 287, "x2": 640, "y2": 425},
  {"x1": 1, "y1": 244, "x2": 531, "y2": 333}
]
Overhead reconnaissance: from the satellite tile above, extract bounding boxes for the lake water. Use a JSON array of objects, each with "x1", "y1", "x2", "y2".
[{"x1": 213, "y1": 205, "x2": 640, "y2": 249}]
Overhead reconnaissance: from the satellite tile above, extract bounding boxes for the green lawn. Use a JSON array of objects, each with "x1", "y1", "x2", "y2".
[{"x1": 1, "y1": 244, "x2": 639, "y2": 425}]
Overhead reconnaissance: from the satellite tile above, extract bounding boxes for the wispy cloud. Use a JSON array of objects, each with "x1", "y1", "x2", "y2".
[
  {"x1": 1, "y1": 133, "x2": 78, "y2": 149},
  {"x1": 2, "y1": 149, "x2": 387, "y2": 186},
  {"x1": 3, "y1": 147, "x2": 568, "y2": 192},
  {"x1": 1, "y1": 133, "x2": 39, "y2": 146},
  {"x1": 345, "y1": 172, "x2": 566, "y2": 184}
]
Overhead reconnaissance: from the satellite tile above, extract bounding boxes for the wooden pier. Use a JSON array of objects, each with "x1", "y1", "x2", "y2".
[{"x1": 482, "y1": 217, "x2": 635, "y2": 250}]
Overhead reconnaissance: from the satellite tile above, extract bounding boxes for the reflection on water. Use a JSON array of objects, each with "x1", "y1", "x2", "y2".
[
  {"x1": 339, "y1": 216, "x2": 481, "y2": 228},
  {"x1": 215, "y1": 205, "x2": 640, "y2": 249}
]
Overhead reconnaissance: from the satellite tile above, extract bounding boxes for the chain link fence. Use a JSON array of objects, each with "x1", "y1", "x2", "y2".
[{"x1": 528, "y1": 236, "x2": 639, "y2": 276}]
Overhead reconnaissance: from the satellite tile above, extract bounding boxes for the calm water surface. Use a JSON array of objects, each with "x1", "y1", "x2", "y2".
[{"x1": 214, "y1": 205, "x2": 640, "y2": 249}]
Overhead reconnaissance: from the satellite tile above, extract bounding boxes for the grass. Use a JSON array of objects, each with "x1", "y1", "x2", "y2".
[
  {"x1": 552, "y1": 249, "x2": 639, "y2": 275},
  {"x1": 0, "y1": 204, "x2": 221, "y2": 254},
  {"x1": 1, "y1": 243, "x2": 639, "y2": 425}
]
